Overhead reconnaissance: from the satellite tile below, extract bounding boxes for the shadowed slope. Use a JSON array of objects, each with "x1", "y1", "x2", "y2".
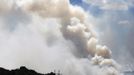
[{"x1": 0, "y1": 66, "x2": 57, "y2": 75}]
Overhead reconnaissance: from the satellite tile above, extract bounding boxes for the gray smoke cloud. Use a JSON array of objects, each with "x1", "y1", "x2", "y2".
[
  {"x1": 0, "y1": 0, "x2": 123, "y2": 75},
  {"x1": 81, "y1": 0, "x2": 134, "y2": 71}
]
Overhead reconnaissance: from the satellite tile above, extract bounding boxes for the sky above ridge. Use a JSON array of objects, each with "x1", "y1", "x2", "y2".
[
  {"x1": 0, "y1": 0, "x2": 133, "y2": 74},
  {"x1": 70, "y1": 0, "x2": 134, "y2": 71}
]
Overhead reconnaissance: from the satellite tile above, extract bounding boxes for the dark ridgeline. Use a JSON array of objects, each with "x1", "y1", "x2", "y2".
[{"x1": 0, "y1": 66, "x2": 59, "y2": 75}]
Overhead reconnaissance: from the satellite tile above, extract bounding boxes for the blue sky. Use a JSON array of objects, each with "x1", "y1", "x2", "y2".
[
  {"x1": 0, "y1": 0, "x2": 134, "y2": 73},
  {"x1": 70, "y1": 0, "x2": 134, "y2": 70}
]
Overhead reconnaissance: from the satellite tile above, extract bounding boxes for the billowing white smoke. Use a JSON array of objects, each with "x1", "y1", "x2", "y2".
[{"x1": 0, "y1": 0, "x2": 122, "y2": 75}]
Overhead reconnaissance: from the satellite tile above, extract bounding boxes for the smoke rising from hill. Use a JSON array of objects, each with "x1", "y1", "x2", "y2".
[{"x1": 0, "y1": 0, "x2": 122, "y2": 75}]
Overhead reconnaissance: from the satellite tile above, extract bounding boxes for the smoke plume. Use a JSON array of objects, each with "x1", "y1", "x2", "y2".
[{"x1": 0, "y1": 0, "x2": 122, "y2": 75}]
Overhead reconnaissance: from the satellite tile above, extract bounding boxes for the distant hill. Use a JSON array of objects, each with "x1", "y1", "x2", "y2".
[
  {"x1": 124, "y1": 71, "x2": 134, "y2": 75},
  {"x1": 0, "y1": 66, "x2": 57, "y2": 75}
]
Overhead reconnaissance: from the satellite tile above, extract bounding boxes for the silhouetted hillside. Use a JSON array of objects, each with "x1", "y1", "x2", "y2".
[{"x1": 0, "y1": 66, "x2": 57, "y2": 75}]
